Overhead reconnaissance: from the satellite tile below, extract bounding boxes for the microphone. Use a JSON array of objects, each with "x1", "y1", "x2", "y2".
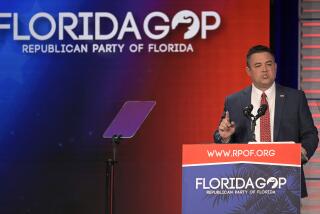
[
  {"x1": 245, "y1": 104, "x2": 268, "y2": 142},
  {"x1": 256, "y1": 104, "x2": 268, "y2": 119},
  {"x1": 243, "y1": 104, "x2": 254, "y2": 119}
]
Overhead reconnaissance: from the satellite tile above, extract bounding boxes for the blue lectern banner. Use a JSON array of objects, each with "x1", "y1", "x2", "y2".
[{"x1": 182, "y1": 144, "x2": 301, "y2": 214}]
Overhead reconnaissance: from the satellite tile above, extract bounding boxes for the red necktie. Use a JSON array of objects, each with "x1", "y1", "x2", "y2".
[{"x1": 260, "y1": 93, "x2": 271, "y2": 142}]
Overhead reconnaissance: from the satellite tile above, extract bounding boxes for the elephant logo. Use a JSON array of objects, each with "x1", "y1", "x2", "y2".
[
  {"x1": 266, "y1": 177, "x2": 279, "y2": 189},
  {"x1": 171, "y1": 10, "x2": 200, "y2": 39}
]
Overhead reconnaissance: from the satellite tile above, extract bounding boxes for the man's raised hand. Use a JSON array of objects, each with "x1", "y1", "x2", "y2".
[{"x1": 218, "y1": 111, "x2": 235, "y2": 141}]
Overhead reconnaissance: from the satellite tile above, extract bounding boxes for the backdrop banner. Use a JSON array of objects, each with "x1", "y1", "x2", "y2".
[{"x1": 0, "y1": 1, "x2": 269, "y2": 213}]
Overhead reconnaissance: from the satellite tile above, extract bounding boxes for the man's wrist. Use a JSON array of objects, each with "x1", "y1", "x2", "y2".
[{"x1": 221, "y1": 136, "x2": 231, "y2": 143}]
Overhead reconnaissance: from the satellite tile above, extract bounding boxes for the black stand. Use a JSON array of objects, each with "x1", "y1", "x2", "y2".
[
  {"x1": 244, "y1": 104, "x2": 268, "y2": 142},
  {"x1": 106, "y1": 135, "x2": 121, "y2": 214},
  {"x1": 249, "y1": 113, "x2": 266, "y2": 142},
  {"x1": 250, "y1": 118, "x2": 257, "y2": 142}
]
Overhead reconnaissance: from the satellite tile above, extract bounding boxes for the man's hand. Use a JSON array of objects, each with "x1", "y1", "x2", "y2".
[
  {"x1": 301, "y1": 147, "x2": 308, "y2": 163},
  {"x1": 218, "y1": 111, "x2": 235, "y2": 142}
]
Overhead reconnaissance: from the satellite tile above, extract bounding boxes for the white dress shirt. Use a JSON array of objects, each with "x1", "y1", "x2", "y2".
[{"x1": 251, "y1": 83, "x2": 275, "y2": 142}]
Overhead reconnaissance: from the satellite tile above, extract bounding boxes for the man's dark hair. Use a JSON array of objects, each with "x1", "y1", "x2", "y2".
[{"x1": 246, "y1": 45, "x2": 275, "y2": 67}]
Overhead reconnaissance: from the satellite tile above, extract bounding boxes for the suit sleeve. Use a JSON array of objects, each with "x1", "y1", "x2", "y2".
[{"x1": 299, "y1": 91, "x2": 319, "y2": 160}]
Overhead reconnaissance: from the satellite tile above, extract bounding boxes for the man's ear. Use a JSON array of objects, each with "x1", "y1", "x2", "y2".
[{"x1": 246, "y1": 66, "x2": 251, "y2": 77}]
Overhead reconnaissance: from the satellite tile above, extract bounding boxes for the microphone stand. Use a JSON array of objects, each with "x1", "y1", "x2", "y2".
[
  {"x1": 250, "y1": 118, "x2": 257, "y2": 142},
  {"x1": 247, "y1": 105, "x2": 268, "y2": 142},
  {"x1": 250, "y1": 114, "x2": 264, "y2": 142}
]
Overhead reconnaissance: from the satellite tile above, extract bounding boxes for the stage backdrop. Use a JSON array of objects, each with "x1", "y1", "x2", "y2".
[{"x1": 0, "y1": 0, "x2": 269, "y2": 213}]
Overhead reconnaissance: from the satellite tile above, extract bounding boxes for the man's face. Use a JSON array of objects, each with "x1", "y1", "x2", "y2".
[{"x1": 246, "y1": 52, "x2": 277, "y2": 91}]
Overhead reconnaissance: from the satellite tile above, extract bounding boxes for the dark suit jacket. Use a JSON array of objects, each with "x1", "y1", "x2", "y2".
[{"x1": 214, "y1": 84, "x2": 319, "y2": 197}]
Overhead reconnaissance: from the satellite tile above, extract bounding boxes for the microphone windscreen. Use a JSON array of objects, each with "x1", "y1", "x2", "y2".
[
  {"x1": 257, "y1": 104, "x2": 268, "y2": 116},
  {"x1": 243, "y1": 104, "x2": 253, "y2": 117}
]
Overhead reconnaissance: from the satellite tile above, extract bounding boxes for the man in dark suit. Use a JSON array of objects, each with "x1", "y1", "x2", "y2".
[{"x1": 214, "y1": 45, "x2": 319, "y2": 198}]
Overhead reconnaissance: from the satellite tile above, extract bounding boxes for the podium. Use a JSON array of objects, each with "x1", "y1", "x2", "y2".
[{"x1": 182, "y1": 143, "x2": 301, "y2": 214}]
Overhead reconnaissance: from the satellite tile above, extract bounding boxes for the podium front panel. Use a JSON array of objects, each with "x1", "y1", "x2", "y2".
[{"x1": 182, "y1": 143, "x2": 301, "y2": 214}]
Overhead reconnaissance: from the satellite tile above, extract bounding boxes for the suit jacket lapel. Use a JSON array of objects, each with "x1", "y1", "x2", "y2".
[
  {"x1": 241, "y1": 86, "x2": 252, "y2": 109},
  {"x1": 241, "y1": 86, "x2": 252, "y2": 142},
  {"x1": 274, "y1": 84, "x2": 285, "y2": 141}
]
